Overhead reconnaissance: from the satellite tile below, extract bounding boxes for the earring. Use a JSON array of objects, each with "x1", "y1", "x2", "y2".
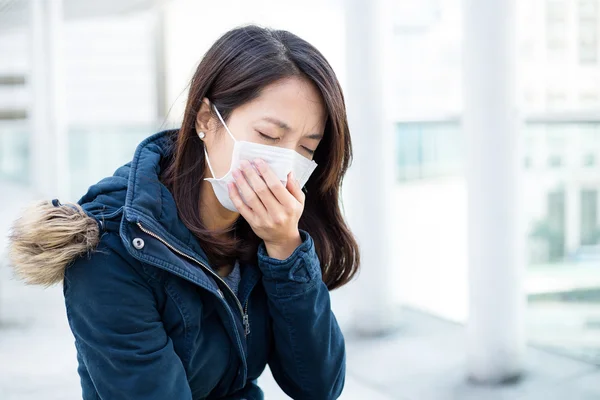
[{"x1": 198, "y1": 131, "x2": 206, "y2": 139}]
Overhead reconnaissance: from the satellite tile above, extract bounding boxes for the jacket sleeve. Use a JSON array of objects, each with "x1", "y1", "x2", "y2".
[
  {"x1": 63, "y1": 234, "x2": 192, "y2": 400},
  {"x1": 258, "y1": 230, "x2": 346, "y2": 400}
]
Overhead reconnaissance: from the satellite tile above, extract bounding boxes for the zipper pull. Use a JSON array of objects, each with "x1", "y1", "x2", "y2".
[{"x1": 243, "y1": 312, "x2": 250, "y2": 336}]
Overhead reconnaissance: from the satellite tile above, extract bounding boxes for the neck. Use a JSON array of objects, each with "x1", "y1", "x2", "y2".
[{"x1": 199, "y1": 180, "x2": 239, "y2": 232}]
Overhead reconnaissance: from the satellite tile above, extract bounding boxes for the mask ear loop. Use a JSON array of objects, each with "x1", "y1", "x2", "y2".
[
  {"x1": 212, "y1": 104, "x2": 237, "y2": 142},
  {"x1": 203, "y1": 147, "x2": 217, "y2": 179},
  {"x1": 202, "y1": 104, "x2": 237, "y2": 179}
]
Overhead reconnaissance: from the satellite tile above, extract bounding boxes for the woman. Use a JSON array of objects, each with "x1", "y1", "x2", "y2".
[{"x1": 8, "y1": 25, "x2": 359, "y2": 400}]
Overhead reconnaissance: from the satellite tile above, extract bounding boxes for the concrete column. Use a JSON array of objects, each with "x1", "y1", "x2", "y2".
[
  {"x1": 463, "y1": 0, "x2": 525, "y2": 383},
  {"x1": 29, "y1": 0, "x2": 69, "y2": 198},
  {"x1": 153, "y1": 0, "x2": 168, "y2": 121},
  {"x1": 344, "y1": 0, "x2": 398, "y2": 336}
]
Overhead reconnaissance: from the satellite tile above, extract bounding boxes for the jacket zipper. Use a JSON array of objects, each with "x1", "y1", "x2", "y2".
[
  {"x1": 136, "y1": 222, "x2": 250, "y2": 336},
  {"x1": 243, "y1": 300, "x2": 250, "y2": 336}
]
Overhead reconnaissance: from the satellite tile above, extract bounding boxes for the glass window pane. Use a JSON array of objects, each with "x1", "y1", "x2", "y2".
[{"x1": 581, "y1": 189, "x2": 598, "y2": 246}]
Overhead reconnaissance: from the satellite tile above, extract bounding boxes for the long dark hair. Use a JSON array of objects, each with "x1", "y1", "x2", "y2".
[{"x1": 162, "y1": 25, "x2": 359, "y2": 290}]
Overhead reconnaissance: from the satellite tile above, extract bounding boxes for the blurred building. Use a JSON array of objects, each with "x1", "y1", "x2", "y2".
[
  {"x1": 1, "y1": 0, "x2": 599, "y2": 369},
  {"x1": 0, "y1": 0, "x2": 162, "y2": 198},
  {"x1": 391, "y1": 0, "x2": 600, "y2": 267}
]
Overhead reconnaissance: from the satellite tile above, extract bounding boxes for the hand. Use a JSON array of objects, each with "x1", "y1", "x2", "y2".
[{"x1": 228, "y1": 158, "x2": 304, "y2": 260}]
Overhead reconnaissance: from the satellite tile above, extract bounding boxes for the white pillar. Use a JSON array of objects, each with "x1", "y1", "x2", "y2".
[
  {"x1": 344, "y1": 0, "x2": 398, "y2": 336},
  {"x1": 153, "y1": 0, "x2": 168, "y2": 121},
  {"x1": 463, "y1": 0, "x2": 525, "y2": 383},
  {"x1": 29, "y1": 0, "x2": 69, "y2": 199}
]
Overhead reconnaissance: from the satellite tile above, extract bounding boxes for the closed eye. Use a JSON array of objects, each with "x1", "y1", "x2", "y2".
[
  {"x1": 257, "y1": 131, "x2": 279, "y2": 142},
  {"x1": 258, "y1": 130, "x2": 315, "y2": 157},
  {"x1": 301, "y1": 146, "x2": 315, "y2": 156}
]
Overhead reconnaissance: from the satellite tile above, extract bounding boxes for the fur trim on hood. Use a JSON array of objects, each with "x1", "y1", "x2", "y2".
[
  {"x1": 7, "y1": 199, "x2": 101, "y2": 287},
  {"x1": 7, "y1": 131, "x2": 177, "y2": 287}
]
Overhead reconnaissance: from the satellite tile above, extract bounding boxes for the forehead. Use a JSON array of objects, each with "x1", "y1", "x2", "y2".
[{"x1": 235, "y1": 77, "x2": 327, "y2": 133}]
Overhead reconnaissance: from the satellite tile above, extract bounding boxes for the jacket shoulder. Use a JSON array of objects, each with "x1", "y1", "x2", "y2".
[{"x1": 63, "y1": 231, "x2": 153, "y2": 296}]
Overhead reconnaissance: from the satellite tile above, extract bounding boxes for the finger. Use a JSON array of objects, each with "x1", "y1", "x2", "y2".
[
  {"x1": 232, "y1": 167, "x2": 267, "y2": 215},
  {"x1": 227, "y1": 182, "x2": 256, "y2": 220},
  {"x1": 286, "y1": 172, "x2": 305, "y2": 204},
  {"x1": 239, "y1": 160, "x2": 281, "y2": 211},
  {"x1": 253, "y1": 159, "x2": 295, "y2": 207}
]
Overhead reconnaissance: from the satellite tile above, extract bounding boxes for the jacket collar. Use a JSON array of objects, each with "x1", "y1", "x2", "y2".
[{"x1": 120, "y1": 130, "x2": 212, "y2": 265}]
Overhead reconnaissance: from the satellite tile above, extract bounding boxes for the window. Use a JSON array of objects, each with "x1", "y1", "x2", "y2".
[
  {"x1": 546, "y1": 90, "x2": 568, "y2": 109},
  {"x1": 547, "y1": 0, "x2": 568, "y2": 54},
  {"x1": 581, "y1": 189, "x2": 599, "y2": 245},
  {"x1": 583, "y1": 153, "x2": 597, "y2": 166},
  {"x1": 578, "y1": 0, "x2": 599, "y2": 64},
  {"x1": 548, "y1": 155, "x2": 563, "y2": 167},
  {"x1": 547, "y1": 189, "x2": 566, "y2": 261}
]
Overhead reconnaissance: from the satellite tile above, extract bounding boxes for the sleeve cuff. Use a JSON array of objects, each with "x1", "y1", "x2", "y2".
[{"x1": 257, "y1": 230, "x2": 322, "y2": 286}]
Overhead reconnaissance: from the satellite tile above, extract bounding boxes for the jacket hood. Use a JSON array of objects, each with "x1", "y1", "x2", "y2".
[{"x1": 7, "y1": 130, "x2": 181, "y2": 286}]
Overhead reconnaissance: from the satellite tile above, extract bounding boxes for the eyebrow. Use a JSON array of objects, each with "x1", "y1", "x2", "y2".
[
  {"x1": 262, "y1": 117, "x2": 324, "y2": 140},
  {"x1": 305, "y1": 132, "x2": 324, "y2": 140},
  {"x1": 263, "y1": 117, "x2": 291, "y2": 131}
]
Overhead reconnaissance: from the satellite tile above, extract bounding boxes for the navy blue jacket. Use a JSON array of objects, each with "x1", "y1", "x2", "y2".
[{"x1": 62, "y1": 131, "x2": 345, "y2": 399}]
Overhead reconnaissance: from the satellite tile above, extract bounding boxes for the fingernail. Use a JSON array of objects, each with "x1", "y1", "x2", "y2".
[
  {"x1": 253, "y1": 158, "x2": 263, "y2": 166},
  {"x1": 232, "y1": 169, "x2": 242, "y2": 179},
  {"x1": 240, "y1": 160, "x2": 250, "y2": 169}
]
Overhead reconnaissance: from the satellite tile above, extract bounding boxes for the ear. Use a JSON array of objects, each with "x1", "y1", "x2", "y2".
[{"x1": 195, "y1": 98, "x2": 213, "y2": 134}]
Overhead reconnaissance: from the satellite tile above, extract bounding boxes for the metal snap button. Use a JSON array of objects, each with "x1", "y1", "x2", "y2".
[{"x1": 132, "y1": 238, "x2": 145, "y2": 250}]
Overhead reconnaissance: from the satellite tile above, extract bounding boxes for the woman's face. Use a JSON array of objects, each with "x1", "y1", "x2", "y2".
[{"x1": 196, "y1": 76, "x2": 327, "y2": 179}]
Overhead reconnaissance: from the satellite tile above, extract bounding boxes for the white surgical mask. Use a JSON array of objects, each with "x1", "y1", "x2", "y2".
[{"x1": 202, "y1": 104, "x2": 318, "y2": 212}]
